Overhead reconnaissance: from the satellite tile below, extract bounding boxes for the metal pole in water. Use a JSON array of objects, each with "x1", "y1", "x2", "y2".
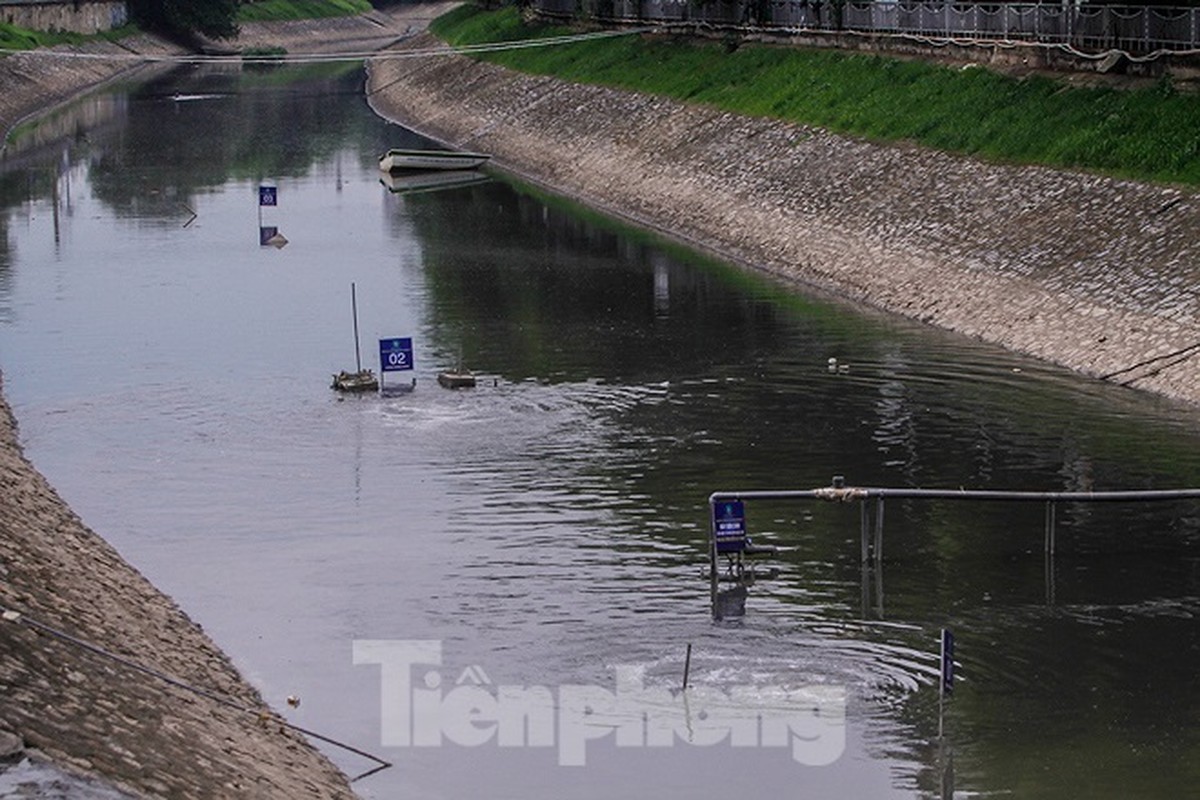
[
  {"x1": 1044, "y1": 501, "x2": 1057, "y2": 555},
  {"x1": 351, "y1": 282, "x2": 363, "y2": 373},
  {"x1": 709, "y1": 500, "x2": 718, "y2": 618},
  {"x1": 938, "y1": 628, "x2": 954, "y2": 740},
  {"x1": 860, "y1": 499, "x2": 870, "y2": 563},
  {"x1": 683, "y1": 643, "x2": 692, "y2": 690},
  {"x1": 874, "y1": 496, "x2": 885, "y2": 563}
]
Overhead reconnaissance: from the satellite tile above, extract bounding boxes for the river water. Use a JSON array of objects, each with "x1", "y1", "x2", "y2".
[{"x1": 2, "y1": 65, "x2": 1199, "y2": 799}]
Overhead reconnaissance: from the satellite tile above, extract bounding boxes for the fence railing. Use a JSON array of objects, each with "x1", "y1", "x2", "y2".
[{"x1": 531, "y1": 1, "x2": 1200, "y2": 55}]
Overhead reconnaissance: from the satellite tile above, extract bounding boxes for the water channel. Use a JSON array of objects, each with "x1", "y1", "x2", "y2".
[{"x1": 2, "y1": 64, "x2": 1199, "y2": 799}]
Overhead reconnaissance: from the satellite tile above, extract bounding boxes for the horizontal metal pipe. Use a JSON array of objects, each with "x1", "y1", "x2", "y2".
[{"x1": 710, "y1": 487, "x2": 1200, "y2": 504}]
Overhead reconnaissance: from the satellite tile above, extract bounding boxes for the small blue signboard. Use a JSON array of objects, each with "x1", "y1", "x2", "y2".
[
  {"x1": 258, "y1": 185, "x2": 277, "y2": 207},
  {"x1": 940, "y1": 628, "x2": 954, "y2": 695},
  {"x1": 379, "y1": 337, "x2": 414, "y2": 372},
  {"x1": 712, "y1": 499, "x2": 747, "y2": 554}
]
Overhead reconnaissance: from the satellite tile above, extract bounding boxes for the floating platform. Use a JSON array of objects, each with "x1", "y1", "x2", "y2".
[
  {"x1": 437, "y1": 370, "x2": 476, "y2": 389},
  {"x1": 332, "y1": 369, "x2": 379, "y2": 393}
]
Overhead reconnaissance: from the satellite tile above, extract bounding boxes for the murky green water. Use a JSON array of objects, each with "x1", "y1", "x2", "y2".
[{"x1": 2, "y1": 64, "x2": 1199, "y2": 799}]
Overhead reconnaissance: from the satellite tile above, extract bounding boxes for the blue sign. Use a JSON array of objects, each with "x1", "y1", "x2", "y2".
[
  {"x1": 940, "y1": 628, "x2": 954, "y2": 695},
  {"x1": 712, "y1": 500, "x2": 747, "y2": 554},
  {"x1": 379, "y1": 338, "x2": 414, "y2": 372},
  {"x1": 259, "y1": 185, "x2": 277, "y2": 206}
]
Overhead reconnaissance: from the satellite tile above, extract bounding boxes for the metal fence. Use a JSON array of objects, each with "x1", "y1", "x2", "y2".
[{"x1": 532, "y1": 0, "x2": 1200, "y2": 55}]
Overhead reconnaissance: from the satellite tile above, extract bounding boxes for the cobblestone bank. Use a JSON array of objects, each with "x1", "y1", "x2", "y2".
[{"x1": 367, "y1": 34, "x2": 1200, "y2": 406}]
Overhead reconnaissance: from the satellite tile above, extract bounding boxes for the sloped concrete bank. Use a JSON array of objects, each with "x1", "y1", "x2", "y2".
[
  {"x1": 0, "y1": 7, "x2": 442, "y2": 146},
  {"x1": 0, "y1": 13, "x2": 462, "y2": 800},
  {"x1": 0, "y1": 35, "x2": 181, "y2": 147},
  {"x1": 0, "y1": 381, "x2": 356, "y2": 798},
  {"x1": 366, "y1": 33, "x2": 1200, "y2": 406}
]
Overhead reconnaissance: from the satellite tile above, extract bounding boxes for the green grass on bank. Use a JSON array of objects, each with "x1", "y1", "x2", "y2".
[
  {"x1": 1, "y1": 1, "x2": 369, "y2": 51},
  {"x1": 431, "y1": 5, "x2": 1200, "y2": 186},
  {"x1": 0, "y1": 21, "x2": 135, "y2": 50},
  {"x1": 238, "y1": 0, "x2": 373, "y2": 23},
  {"x1": 0, "y1": 21, "x2": 42, "y2": 50}
]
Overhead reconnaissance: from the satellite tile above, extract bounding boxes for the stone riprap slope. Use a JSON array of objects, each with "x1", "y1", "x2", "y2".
[
  {"x1": 233, "y1": 5, "x2": 442, "y2": 55},
  {"x1": 0, "y1": 5, "x2": 457, "y2": 144},
  {"x1": 0, "y1": 8, "x2": 457, "y2": 799},
  {"x1": 0, "y1": 35, "x2": 181, "y2": 145},
  {"x1": 367, "y1": 34, "x2": 1200, "y2": 406},
  {"x1": 0, "y1": 383, "x2": 355, "y2": 798}
]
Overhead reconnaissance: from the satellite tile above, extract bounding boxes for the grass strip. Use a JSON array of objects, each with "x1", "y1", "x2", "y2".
[
  {"x1": 238, "y1": 0, "x2": 373, "y2": 23},
  {"x1": 431, "y1": 5, "x2": 1200, "y2": 186},
  {"x1": 1, "y1": 21, "x2": 135, "y2": 51}
]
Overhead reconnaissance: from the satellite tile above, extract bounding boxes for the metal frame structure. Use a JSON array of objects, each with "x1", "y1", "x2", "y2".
[{"x1": 707, "y1": 477, "x2": 1200, "y2": 614}]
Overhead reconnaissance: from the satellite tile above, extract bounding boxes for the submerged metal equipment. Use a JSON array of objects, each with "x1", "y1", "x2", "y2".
[{"x1": 706, "y1": 478, "x2": 1200, "y2": 618}]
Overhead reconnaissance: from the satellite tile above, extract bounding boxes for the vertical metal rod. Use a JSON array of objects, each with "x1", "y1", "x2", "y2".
[
  {"x1": 709, "y1": 500, "x2": 718, "y2": 619},
  {"x1": 938, "y1": 688, "x2": 944, "y2": 740},
  {"x1": 1044, "y1": 501, "x2": 1057, "y2": 555},
  {"x1": 860, "y1": 500, "x2": 870, "y2": 563},
  {"x1": 1044, "y1": 501, "x2": 1051, "y2": 554},
  {"x1": 875, "y1": 557, "x2": 884, "y2": 618},
  {"x1": 874, "y1": 497, "x2": 885, "y2": 564},
  {"x1": 860, "y1": 558, "x2": 870, "y2": 619},
  {"x1": 1051, "y1": 502, "x2": 1058, "y2": 554},
  {"x1": 1044, "y1": 549, "x2": 1056, "y2": 607},
  {"x1": 351, "y1": 282, "x2": 363, "y2": 373},
  {"x1": 682, "y1": 643, "x2": 692, "y2": 690}
]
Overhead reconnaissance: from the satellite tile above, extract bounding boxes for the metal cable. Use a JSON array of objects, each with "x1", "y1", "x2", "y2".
[
  {"x1": 0, "y1": 27, "x2": 648, "y2": 65},
  {"x1": 0, "y1": 604, "x2": 391, "y2": 783}
]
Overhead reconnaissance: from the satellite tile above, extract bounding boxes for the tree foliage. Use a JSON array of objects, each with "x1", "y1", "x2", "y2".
[{"x1": 128, "y1": 0, "x2": 241, "y2": 41}]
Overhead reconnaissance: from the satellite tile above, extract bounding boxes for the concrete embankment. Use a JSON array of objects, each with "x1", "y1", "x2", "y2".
[
  {"x1": 0, "y1": 380, "x2": 357, "y2": 798},
  {"x1": 0, "y1": 34, "x2": 181, "y2": 146},
  {"x1": 366, "y1": 33, "x2": 1200, "y2": 406},
  {"x1": 0, "y1": 9, "x2": 454, "y2": 799},
  {"x1": 0, "y1": 6, "x2": 445, "y2": 146}
]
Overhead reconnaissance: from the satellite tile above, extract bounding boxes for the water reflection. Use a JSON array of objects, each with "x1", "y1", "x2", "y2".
[
  {"x1": 0, "y1": 63, "x2": 1199, "y2": 800},
  {"x1": 379, "y1": 169, "x2": 491, "y2": 195}
]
